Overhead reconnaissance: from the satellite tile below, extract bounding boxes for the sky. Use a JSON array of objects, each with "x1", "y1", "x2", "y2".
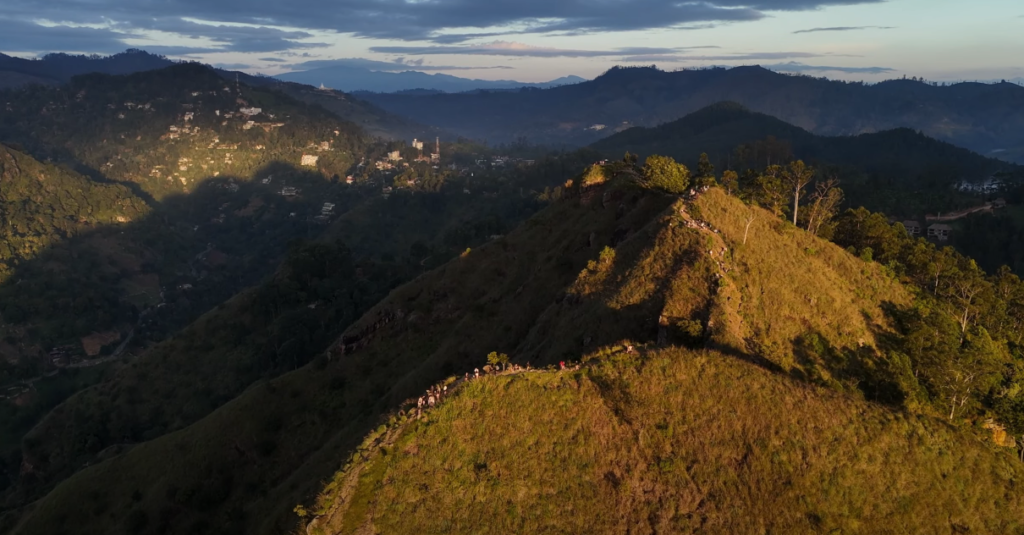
[{"x1": 1, "y1": 0, "x2": 1022, "y2": 83}]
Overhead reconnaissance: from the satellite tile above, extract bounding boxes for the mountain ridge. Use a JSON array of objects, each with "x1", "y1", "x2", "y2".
[
  {"x1": 276, "y1": 63, "x2": 586, "y2": 94},
  {"x1": 358, "y1": 65, "x2": 1024, "y2": 163},
  {"x1": 589, "y1": 102, "x2": 1023, "y2": 216}
]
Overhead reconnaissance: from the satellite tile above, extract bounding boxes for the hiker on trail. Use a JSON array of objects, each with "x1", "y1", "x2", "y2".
[
  {"x1": 428, "y1": 394, "x2": 436, "y2": 407},
  {"x1": 417, "y1": 396, "x2": 425, "y2": 416},
  {"x1": 560, "y1": 361, "x2": 566, "y2": 370},
  {"x1": 465, "y1": 372, "x2": 470, "y2": 381},
  {"x1": 474, "y1": 368, "x2": 480, "y2": 378},
  {"x1": 443, "y1": 385, "x2": 448, "y2": 396},
  {"x1": 626, "y1": 344, "x2": 635, "y2": 354}
]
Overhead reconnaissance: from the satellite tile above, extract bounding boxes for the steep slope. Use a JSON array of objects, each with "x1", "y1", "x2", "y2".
[
  {"x1": 4, "y1": 155, "x2": 578, "y2": 516},
  {"x1": 0, "y1": 143, "x2": 149, "y2": 283},
  {"x1": 10, "y1": 180, "x2": 928, "y2": 535},
  {"x1": 0, "y1": 62, "x2": 367, "y2": 200},
  {"x1": 8, "y1": 179, "x2": 676, "y2": 535},
  {"x1": 311, "y1": 347, "x2": 1024, "y2": 535},
  {"x1": 359, "y1": 65, "x2": 1024, "y2": 163},
  {"x1": 305, "y1": 187, "x2": 1024, "y2": 534},
  {"x1": 0, "y1": 62, "x2": 376, "y2": 360}
]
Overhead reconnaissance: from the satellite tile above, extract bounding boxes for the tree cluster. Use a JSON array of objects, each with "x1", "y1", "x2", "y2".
[{"x1": 833, "y1": 209, "x2": 1024, "y2": 430}]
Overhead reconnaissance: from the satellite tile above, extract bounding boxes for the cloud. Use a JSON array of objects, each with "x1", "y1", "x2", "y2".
[
  {"x1": 370, "y1": 41, "x2": 687, "y2": 58},
  {"x1": 127, "y1": 19, "x2": 331, "y2": 52},
  {"x1": 793, "y1": 25, "x2": 894, "y2": 33},
  {"x1": 0, "y1": 0, "x2": 886, "y2": 50},
  {"x1": 213, "y1": 62, "x2": 254, "y2": 70},
  {"x1": 763, "y1": 61, "x2": 894, "y2": 74},
  {"x1": 0, "y1": 18, "x2": 137, "y2": 53}
]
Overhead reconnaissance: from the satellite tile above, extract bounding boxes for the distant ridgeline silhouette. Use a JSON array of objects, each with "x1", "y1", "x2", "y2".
[
  {"x1": 590, "y1": 102, "x2": 1023, "y2": 217},
  {"x1": 359, "y1": 65, "x2": 1024, "y2": 163}
]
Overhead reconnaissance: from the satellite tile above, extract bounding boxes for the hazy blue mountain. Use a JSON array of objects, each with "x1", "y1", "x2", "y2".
[
  {"x1": 0, "y1": 49, "x2": 174, "y2": 88},
  {"x1": 359, "y1": 65, "x2": 1024, "y2": 163},
  {"x1": 276, "y1": 64, "x2": 586, "y2": 93}
]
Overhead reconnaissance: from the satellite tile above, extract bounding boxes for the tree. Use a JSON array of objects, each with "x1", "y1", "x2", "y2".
[
  {"x1": 695, "y1": 152, "x2": 716, "y2": 187},
  {"x1": 640, "y1": 155, "x2": 690, "y2": 194},
  {"x1": 753, "y1": 165, "x2": 787, "y2": 218},
  {"x1": 938, "y1": 258, "x2": 991, "y2": 341},
  {"x1": 580, "y1": 164, "x2": 608, "y2": 188},
  {"x1": 721, "y1": 170, "x2": 739, "y2": 195},
  {"x1": 743, "y1": 212, "x2": 757, "y2": 245},
  {"x1": 487, "y1": 351, "x2": 510, "y2": 371},
  {"x1": 803, "y1": 178, "x2": 843, "y2": 236},
  {"x1": 784, "y1": 160, "x2": 815, "y2": 226}
]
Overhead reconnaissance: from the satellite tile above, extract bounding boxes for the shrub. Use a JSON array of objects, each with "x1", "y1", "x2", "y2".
[{"x1": 641, "y1": 155, "x2": 690, "y2": 194}]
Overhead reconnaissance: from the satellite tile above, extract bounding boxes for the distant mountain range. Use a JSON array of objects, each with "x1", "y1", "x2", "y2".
[
  {"x1": 591, "y1": 102, "x2": 1022, "y2": 216},
  {"x1": 359, "y1": 65, "x2": 1024, "y2": 164},
  {"x1": 0, "y1": 50, "x2": 447, "y2": 141},
  {"x1": 0, "y1": 49, "x2": 174, "y2": 88},
  {"x1": 276, "y1": 61, "x2": 586, "y2": 93}
]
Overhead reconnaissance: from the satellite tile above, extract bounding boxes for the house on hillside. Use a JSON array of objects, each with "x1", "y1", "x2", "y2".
[
  {"x1": 281, "y1": 186, "x2": 298, "y2": 196},
  {"x1": 301, "y1": 154, "x2": 319, "y2": 167},
  {"x1": 927, "y1": 223, "x2": 952, "y2": 241},
  {"x1": 902, "y1": 221, "x2": 922, "y2": 236}
]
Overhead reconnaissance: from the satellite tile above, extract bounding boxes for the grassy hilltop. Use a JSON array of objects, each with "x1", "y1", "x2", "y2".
[
  {"x1": 306, "y1": 186, "x2": 1024, "y2": 534},
  {"x1": 10, "y1": 169, "x2": 1024, "y2": 534},
  {"x1": 311, "y1": 348, "x2": 1023, "y2": 534}
]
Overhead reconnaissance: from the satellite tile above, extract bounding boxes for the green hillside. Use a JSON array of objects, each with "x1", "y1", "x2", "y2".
[
  {"x1": 305, "y1": 180, "x2": 1024, "y2": 535},
  {"x1": 15, "y1": 163, "x2": 1024, "y2": 535},
  {"x1": 0, "y1": 63, "x2": 367, "y2": 200},
  {"x1": 311, "y1": 347, "x2": 1024, "y2": 535},
  {"x1": 0, "y1": 146, "x2": 589, "y2": 530},
  {"x1": 0, "y1": 63, "x2": 378, "y2": 370},
  {"x1": 7, "y1": 173, "x2": 677, "y2": 535},
  {"x1": 0, "y1": 143, "x2": 149, "y2": 283}
]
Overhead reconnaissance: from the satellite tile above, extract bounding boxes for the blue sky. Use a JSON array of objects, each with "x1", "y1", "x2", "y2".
[{"x1": 1, "y1": 0, "x2": 1021, "y2": 82}]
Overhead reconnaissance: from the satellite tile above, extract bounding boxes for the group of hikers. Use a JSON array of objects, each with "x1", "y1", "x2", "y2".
[{"x1": 411, "y1": 357, "x2": 600, "y2": 418}]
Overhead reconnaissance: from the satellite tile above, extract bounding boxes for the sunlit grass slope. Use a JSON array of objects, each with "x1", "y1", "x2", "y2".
[
  {"x1": 8, "y1": 184, "x2": 965, "y2": 535},
  {"x1": 9, "y1": 183, "x2": 675, "y2": 535},
  {"x1": 312, "y1": 348, "x2": 1024, "y2": 535}
]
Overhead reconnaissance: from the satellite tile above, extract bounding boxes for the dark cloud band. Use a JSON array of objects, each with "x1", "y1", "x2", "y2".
[{"x1": 0, "y1": 0, "x2": 886, "y2": 53}]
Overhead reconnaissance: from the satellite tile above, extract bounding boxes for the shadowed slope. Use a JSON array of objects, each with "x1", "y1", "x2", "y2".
[
  {"x1": 8, "y1": 182, "x2": 673, "y2": 535},
  {"x1": 10, "y1": 183, "x2": 991, "y2": 535}
]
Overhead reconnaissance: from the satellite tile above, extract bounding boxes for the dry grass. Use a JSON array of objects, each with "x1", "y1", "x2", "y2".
[
  {"x1": 313, "y1": 348, "x2": 1024, "y2": 535},
  {"x1": 9, "y1": 186, "x2": 676, "y2": 535},
  {"x1": 9, "y1": 186, "x2": 983, "y2": 535}
]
